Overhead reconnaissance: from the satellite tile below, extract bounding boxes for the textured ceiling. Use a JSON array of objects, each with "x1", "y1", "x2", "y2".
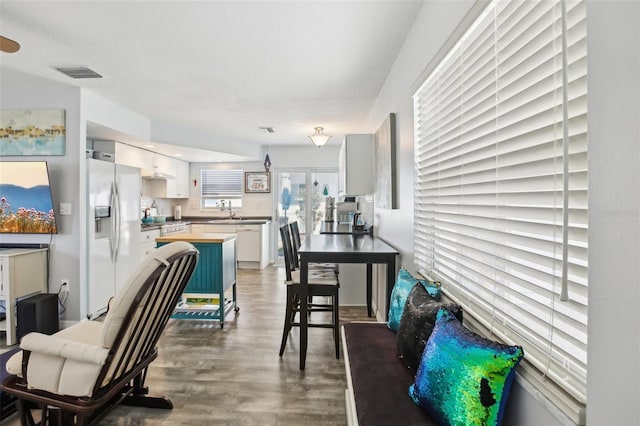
[{"x1": 0, "y1": 1, "x2": 422, "y2": 161}]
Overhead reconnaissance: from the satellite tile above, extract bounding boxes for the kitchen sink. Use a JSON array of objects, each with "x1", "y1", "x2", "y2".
[{"x1": 208, "y1": 218, "x2": 244, "y2": 223}]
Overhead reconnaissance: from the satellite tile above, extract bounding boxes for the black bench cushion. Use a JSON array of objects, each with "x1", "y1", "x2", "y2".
[{"x1": 343, "y1": 323, "x2": 435, "y2": 426}]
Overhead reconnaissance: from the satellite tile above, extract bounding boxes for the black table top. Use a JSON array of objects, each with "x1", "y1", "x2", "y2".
[{"x1": 299, "y1": 234, "x2": 398, "y2": 257}]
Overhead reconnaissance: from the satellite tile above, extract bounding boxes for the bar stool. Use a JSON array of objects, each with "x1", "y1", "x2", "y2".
[{"x1": 279, "y1": 224, "x2": 340, "y2": 359}]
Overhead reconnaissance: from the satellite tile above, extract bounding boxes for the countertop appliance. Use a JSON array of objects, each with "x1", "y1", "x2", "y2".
[
  {"x1": 87, "y1": 157, "x2": 142, "y2": 319},
  {"x1": 174, "y1": 205, "x2": 182, "y2": 221},
  {"x1": 336, "y1": 201, "x2": 357, "y2": 224}
]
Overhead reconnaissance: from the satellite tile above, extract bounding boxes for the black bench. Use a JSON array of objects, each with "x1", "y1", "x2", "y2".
[{"x1": 342, "y1": 322, "x2": 435, "y2": 426}]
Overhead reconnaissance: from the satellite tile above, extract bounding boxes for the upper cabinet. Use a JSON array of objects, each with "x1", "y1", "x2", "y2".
[
  {"x1": 165, "y1": 159, "x2": 190, "y2": 198},
  {"x1": 339, "y1": 134, "x2": 374, "y2": 195},
  {"x1": 150, "y1": 153, "x2": 177, "y2": 178},
  {"x1": 92, "y1": 140, "x2": 153, "y2": 171},
  {"x1": 92, "y1": 141, "x2": 191, "y2": 199},
  {"x1": 144, "y1": 158, "x2": 190, "y2": 199}
]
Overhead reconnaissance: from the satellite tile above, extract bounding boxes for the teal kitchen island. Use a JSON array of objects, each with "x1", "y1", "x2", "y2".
[{"x1": 156, "y1": 233, "x2": 238, "y2": 328}]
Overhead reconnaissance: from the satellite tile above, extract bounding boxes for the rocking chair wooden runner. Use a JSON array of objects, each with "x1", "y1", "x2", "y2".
[{"x1": 1, "y1": 241, "x2": 199, "y2": 426}]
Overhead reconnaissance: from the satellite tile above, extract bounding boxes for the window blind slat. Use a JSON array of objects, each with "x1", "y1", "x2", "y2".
[
  {"x1": 200, "y1": 169, "x2": 244, "y2": 198},
  {"x1": 413, "y1": 0, "x2": 587, "y2": 420}
]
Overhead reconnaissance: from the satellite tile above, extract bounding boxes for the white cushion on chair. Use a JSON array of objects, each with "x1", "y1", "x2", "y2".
[{"x1": 6, "y1": 321, "x2": 109, "y2": 397}]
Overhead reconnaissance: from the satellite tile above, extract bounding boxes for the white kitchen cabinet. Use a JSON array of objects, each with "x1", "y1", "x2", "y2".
[
  {"x1": 152, "y1": 153, "x2": 177, "y2": 178},
  {"x1": 190, "y1": 224, "x2": 206, "y2": 233},
  {"x1": 141, "y1": 228, "x2": 161, "y2": 256},
  {"x1": 339, "y1": 134, "x2": 374, "y2": 195},
  {"x1": 205, "y1": 224, "x2": 237, "y2": 233},
  {"x1": 166, "y1": 159, "x2": 190, "y2": 198},
  {"x1": 93, "y1": 141, "x2": 153, "y2": 171},
  {"x1": 146, "y1": 158, "x2": 189, "y2": 199},
  {"x1": 0, "y1": 248, "x2": 48, "y2": 345}
]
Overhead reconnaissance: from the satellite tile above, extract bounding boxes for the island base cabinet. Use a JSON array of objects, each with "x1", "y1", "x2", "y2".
[{"x1": 158, "y1": 236, "x2": 238, "y2": 327}]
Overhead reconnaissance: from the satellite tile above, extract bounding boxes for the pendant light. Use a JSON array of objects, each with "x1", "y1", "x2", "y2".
[{"x1": 309, "y1": 127, "x2": 331, "y2": 147}]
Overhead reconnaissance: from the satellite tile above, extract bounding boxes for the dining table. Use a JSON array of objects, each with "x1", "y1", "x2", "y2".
[{"x1": 297, "y1": 233, "x2": 399, "y2": 370}]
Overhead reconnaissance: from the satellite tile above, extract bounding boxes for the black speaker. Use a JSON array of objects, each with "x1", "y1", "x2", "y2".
[{"x1": 16, "y1": 293, "x2": 59, "y2": 342}]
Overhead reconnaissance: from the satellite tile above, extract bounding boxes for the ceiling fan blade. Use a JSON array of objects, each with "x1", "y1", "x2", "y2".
[{"x1": 0, "y1": 36, "x2": 20, "y2": 53}]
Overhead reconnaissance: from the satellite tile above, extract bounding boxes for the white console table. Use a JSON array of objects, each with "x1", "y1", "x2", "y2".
[{"x1": 0, "y1": 248, "x2": 48, "y2": 345}]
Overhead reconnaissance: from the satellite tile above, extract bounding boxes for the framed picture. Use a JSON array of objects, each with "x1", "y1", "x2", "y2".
[
  {"x1": 0, "y1": 108, "x2": 66, "y2": 156},
  {"x1": 245, "y1": 172, "x2": 270, "y2": 193}
]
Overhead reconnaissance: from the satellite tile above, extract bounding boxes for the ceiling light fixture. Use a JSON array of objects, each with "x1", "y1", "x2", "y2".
[{"x1": 309, "y1": 127, "x2": 331, "y2": 147}]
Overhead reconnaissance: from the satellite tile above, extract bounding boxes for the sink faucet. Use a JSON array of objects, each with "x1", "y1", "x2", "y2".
[{"x1": 227, "y1": 200, "x2": 235, "y2": 218}]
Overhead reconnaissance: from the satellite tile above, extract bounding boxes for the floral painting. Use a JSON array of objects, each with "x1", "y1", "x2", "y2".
[{"x1": 0, "y1": 109, "x2": 66, "y2": 156}]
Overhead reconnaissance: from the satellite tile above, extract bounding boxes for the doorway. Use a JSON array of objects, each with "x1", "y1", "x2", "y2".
[{"x1": 273, "y1": 168, "x2": 338, "y2": 263}]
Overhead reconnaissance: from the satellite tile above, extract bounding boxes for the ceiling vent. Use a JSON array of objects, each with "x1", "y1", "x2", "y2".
[
  {"x1": 258, "y1": 126, "x2": 275, "y2": 133},
  {"x1": 55, "y1": 66, "x2": 103, "y2": 79}
]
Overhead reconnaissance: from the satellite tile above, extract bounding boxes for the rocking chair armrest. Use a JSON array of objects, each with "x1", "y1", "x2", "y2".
[{"x1": 21, "y1": 332, "x2": 110, "y2": 365}]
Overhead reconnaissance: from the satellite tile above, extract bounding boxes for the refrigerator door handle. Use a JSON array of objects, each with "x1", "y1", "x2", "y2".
[
  {"x1": 109, "y1": 182, "x2": 117, "y2": 262},
  {"x1": 113, "y1": 182, "x2": 122, "y2": 263}
]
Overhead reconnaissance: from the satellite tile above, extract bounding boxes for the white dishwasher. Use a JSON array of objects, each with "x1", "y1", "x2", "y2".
[{"x1": 236, "y1": 224, "x2": 261, "y2": 263}]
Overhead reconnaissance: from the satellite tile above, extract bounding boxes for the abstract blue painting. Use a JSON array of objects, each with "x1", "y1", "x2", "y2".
[{"x1": 0, "y1": 109, "x2": 66, "y2": 156}]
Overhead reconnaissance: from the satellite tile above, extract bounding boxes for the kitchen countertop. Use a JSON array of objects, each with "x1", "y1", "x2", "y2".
[{"x1": 156, "y1": 232, "x2": 236, "y2": 243}]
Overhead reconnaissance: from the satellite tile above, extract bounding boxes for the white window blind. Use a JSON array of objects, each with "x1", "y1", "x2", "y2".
[
  {"x1": 413, "y1": 0, "x2": 587, "y2": 423},
  {"x1": 201, "y1": 169, "x2": 244, "y2": 199}
]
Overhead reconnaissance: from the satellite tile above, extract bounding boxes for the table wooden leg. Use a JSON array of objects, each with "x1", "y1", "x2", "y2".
[
  {"x1": 386, "y1": 256, "x2": 396, "y2": 321},
  {"x1": 366, "y1": 263, "x2": 373, "y2": 317}
]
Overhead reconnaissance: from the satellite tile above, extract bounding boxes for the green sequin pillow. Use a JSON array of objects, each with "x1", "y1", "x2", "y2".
[
  {"x1": 409, "y1": 309, "x2": 524, "y2": 426},
  {"x1": 387, "y1": 268, "x2": 441, "y2": 332}
]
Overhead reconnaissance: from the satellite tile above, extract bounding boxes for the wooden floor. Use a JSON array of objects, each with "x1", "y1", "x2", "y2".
[{"x1": 4, "y1": 266, "x2": 375, "y2": 425}]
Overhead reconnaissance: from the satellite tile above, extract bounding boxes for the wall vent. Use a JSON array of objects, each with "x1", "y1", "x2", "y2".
[{"x1": 55, "y1": 66, "x2": 103, "y2": 79}]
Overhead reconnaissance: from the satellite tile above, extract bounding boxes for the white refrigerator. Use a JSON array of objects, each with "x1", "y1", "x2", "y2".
[{"x1": 87, "y1": 158, "x2": 142, "y2": 319}]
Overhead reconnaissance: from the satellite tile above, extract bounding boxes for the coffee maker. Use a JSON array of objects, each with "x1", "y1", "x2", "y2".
[{"x1": 336, "y1": 200, "x2": 357, "y2": 223}]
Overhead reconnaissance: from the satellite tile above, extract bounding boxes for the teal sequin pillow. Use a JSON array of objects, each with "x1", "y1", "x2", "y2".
[
  {"x1": 387, "y1": 268, "x2": 441, "y2": 332},
  {"x1": 409, "y1": 309, "x2": 524, "y2": 426}
]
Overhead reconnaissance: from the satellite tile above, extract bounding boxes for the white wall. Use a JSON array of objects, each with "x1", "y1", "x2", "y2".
[
  {"x1": 360, "y1": 0, "x2": 640, "y2": 424},
  {"x1": 586, "y1": 1, "x2": 640, "y2": 424},
  {"x1": 0, "y1": 75, "x2": 83, "y2": 322}
]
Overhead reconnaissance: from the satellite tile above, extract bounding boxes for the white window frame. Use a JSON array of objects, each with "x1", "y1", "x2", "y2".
[{"x1": 413, "y1": 0, "x2": 587, "y2": 423}]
